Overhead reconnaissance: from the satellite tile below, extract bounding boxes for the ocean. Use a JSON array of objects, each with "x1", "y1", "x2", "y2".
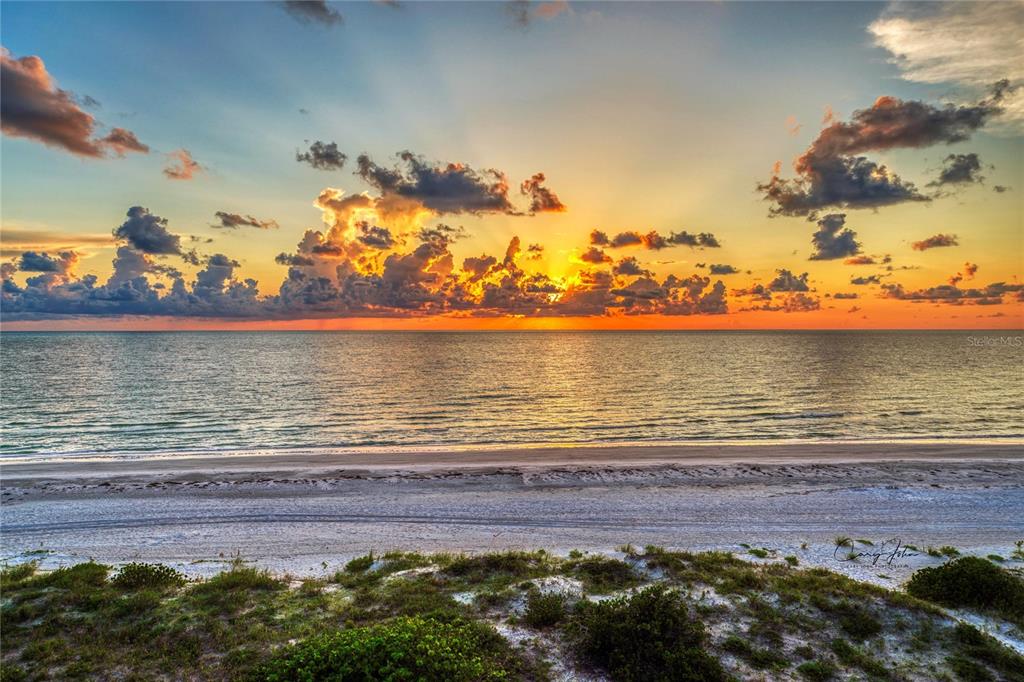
[{"x1": 1, "y1": 331, "x2": 1021, "y2": 459}]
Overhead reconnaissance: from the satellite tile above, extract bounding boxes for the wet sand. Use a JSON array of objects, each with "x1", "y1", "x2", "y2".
[{"x1": 2, "y1": 442, "x2": 1022, "y2": 581}]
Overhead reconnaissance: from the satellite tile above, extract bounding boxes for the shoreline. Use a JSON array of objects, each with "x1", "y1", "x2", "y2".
[
  {"x1": 2, "y1": 442, "x2": 1022, "y2": 582},
  {"x1": 3, "y1": 440, "x2": 1023, "y2": 485}
]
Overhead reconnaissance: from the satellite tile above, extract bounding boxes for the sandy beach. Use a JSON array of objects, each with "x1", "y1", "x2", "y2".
[{"x1": 3, "y1": 442, "x2": 1022, "y2": 583}]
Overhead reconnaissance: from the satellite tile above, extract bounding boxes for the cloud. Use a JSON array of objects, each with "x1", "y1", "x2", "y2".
[
  {"x1": 833, "y1": 292, "x2": 859, "y2": 300},
  {"x1": 599, "y1": 229, "x2": 720, "y2": 250},
  {"x1": 163, "y1": 149, "x2": 201, "y2": 180},
  {"x1": 948, "y1": 261, "x2": 979, "y2": 286},
  {"x1": 994, "y1": 185, "x2": 1010, "y2": 193},
  {"x1": 296, "y1": 140, "x2": 347, "y2": 170},
  {"x1": 1, "y1": 48, "x2": 147, "y2": 158},
  {"x1": 809, "y1": 213, "x2": 862, "y2": 260},
  {"x1": 869, "y1": 2, "x2": 1023, "y2": 129},
  {"x1": 911, "y1": 233, "x2": 958, "y2": 251},
  {"x1": 768, "y1": 269, "x2": 810, "y2": 292},
  {"x1": 709, "y1": 264, "x2": 740, "y2": 275},
  {"x1": 612, "y1": 257, "x2": 650, "y2": 277},
  {"x1": 356, "y1": 151, "x2": 518, "y2": 215},
  {"x1": 851, "y1": 275, "x2": 882, "y2": 285},
  {"x1": 882, "y1": 279, "x2": 1022, "y2": 305},
  {"x1": 16, "y1": 250, "x2": 78, "y2": 274},
  {"x1": 928, "y1": 153, "x2": 985, "y2": 187},
  {"x1": 520, "y1": 172, "x2": 567, "y2": 213},
  {"x1": 113, "y1": 206, "x2": 182, "y2": 255},
  {"x1": 101, "y1": 128, "x2": 150, "y2": 156},
  {"x1": 758, "y1": 89, "x2": 1002, "y2": 217},
  {"x1": 580, "y1": 246, "x2": 612, "y2": 264},
  {"x1": 282, "y1": 0, "x2": 343, "y2": 26},
  {"x1": 355, "y1": 222, "x2": 395, "y2": 249},
  {"x1": 213, "y1": 212, "x2": 279, "y2": 230}
]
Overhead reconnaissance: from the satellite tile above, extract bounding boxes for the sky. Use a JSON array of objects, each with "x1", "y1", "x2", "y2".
[{"x1": 1, "y1": 0, "x2": 1022, "y2": 330}]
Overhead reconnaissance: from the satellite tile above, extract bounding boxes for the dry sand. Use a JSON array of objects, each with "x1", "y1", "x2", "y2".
[{"x1": 2, "y1": 442, "x2": 1023, "y2": 584}]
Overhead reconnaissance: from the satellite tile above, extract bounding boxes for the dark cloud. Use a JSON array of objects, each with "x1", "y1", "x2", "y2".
[
  {"x1": 709, "y1": 264, "x2": 740, "y2": 275},
  {"x1": 520, "y1": 172, "x2": 566, "y2": 213},
  {"x1": 844, "y1": 255, "x2": 878, "y2": 265},
  {"x1": 213, "y1": 212, "x2": 279, "y2": 230},
  {"x1": 808, "y1": 213, "x2": 862, "y2": 260},
  {"x1": 850, "y1": 275, "x2": 882, "y2": 285},
  {"x1": 282, "y1": 0, "x2": 343, "y2": 26},
  {"x1": 16, "y1": 251, "x2": 77, "y2": 273},
  {"x1": 929, "y1": 153, "x2": 985, "y2": 187},
  {"x1": 767, "y1": 269, "x2": 810, "y2": 292},
  {"x1": 525, "y1": 243, "x2": 544, "y2": 260},
  {"x1": 275, "y1": 253, "x2": 315, "y2": 267},
  {"x1": 163, "y1": 149, "x2": 201, "y2": 180},
  {"x1": 356, "y1": 151, "x2": 516, "y2": 215},
  {"x1": 911, "y1": 233, "x2": 959, "y2": 251},
  {"x1": 1, "y1": 48, "x2": 147, "y2": 158},
  {"x1": 993, "y1": 185, "x2": 1010, "y2": 193},
  {"x1": 759, "y1": 90, "x2": 1002, "y2": 217},
  {"x1": 612, "y1": 257, "x2": 650, "y2": 277},
  {"x1": 882, "y1": 280, "x2": 1022, "y2": 305},
  {"x1": 602, "y1": 230, "x2": 721, "y2": 250},
  {"x1": 833, "y1": 292, "x2": 859, "y2": 299},
  {"x1": 296, "y1": 140, "x2": 347, "y2": 170},
  {"x1": 355, "y1": 222, "x2": 395, "y2": 249},
  {"x1": 580, "y1": 246, "x2": 611, "y2": 264},
  {"x1": 113, "y1": 207, "x2": 182, "y2": 255}
]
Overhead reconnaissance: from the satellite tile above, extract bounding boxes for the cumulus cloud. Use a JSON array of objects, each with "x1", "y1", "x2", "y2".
[
  {"x1": 580, "y1": 246, "x2": 611, "y2": 264},
  {"x1": 612, "y1": 257, "x2": 650, "y2": 277},
  {"x1": 163, "y1": 149, "x2": 201, "y2": 180},
  {"x1": 768, "y1": 269, "x2": 810, "y2": 292},
  {"x1": 928, "y1": 153, "x2": 985, "y2": 187},
  {"x1": 520, "y1": 172, "x2": 567, "y2": 213},
  {"x1": 911, "y1": 233, "x2": 958, "y2": 251},
  {"x1": 356, "y1": 151, "x2": 518, "y2": 215},
  {"x1": 213, "y1": 212, "x2": 279, "y2": 230},
  {"x1": 597, "y1": 229, "x2": 721, "y2": 250},
  {"x1": 851, "y1": 274, "x2": 882, "y2": 286},
  {"x1": 296, "y1": 140, "x2": 347, "y2": 170},
  {"x1": 709, "y1": 264, "x2": 741, "y2": 275},
  {"x1": 809, "y1": 213, "x2": 861, "y2": 260},
  {"x1": 282, "y1": 0, "x2": 343, "y2": 26},
  {"x1": 758, "y1": 89, "x2": 1002, "y2": 217},
  {"x1": 869, "y1": 2, "x2": 1023, "y2": 130},
  {"x1": 1, "y1": 48, "x2": 147, "y2": 158},
  {"x1": 882, "y1": 279, "x2": 1022, "y2": 306},
  {"x1": 16, "y1": 250, "x2": 78, "y2": 274},
  {"x1": 113, "y1": 206, "x2": 182, "y2": 255}
]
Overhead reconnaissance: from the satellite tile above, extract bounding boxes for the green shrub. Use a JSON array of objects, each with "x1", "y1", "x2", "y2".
[
  {"x1": 721, "y1": 634, "x2": 786, "y2": 669},
  {"x1": 830, "y1": 638, "x2": 891, "y2": 679},
  {"x1": 445, "y1": 551, "x2": 546, "y2": 585},
  {"x1": 797, "y1": 659, "x2": 837, "y2": 681},
  {"x1": 906, "y1": 557, "x2": 1024, "y2": 626},
  {"x1": 950, "y1": 623, "x2": 1024, "y2": 682},
  {"x1": 32, "y1": 561, "x2": 109, "y2": 589},
  {"x1": 568, "y1": 556, "x2": 639, "y2": 593},
  {"x1": 571, "y1": 585, "x2": 726, "y2": 681},
  {"x1": 523, "y1": 591, "x2": 566, "y2": 628},
  {"x1": 785, "y1": 555, "x2": 799, "y2": 566},
  {"x1": 112, "y1": 563, "x2": 186, "y2": 590},
  {"x1": 748, "y1": 548, "x2": 769, "y2": 559},
  {"x1": 344, "y1": 553, "x2": 374, "y2": 573},
  {"x1": 0, "y1": 562, "x2": 37, "y2": 588},
  {"x1": 257, "y1": 616, "x2": 517, "y2": 681}
]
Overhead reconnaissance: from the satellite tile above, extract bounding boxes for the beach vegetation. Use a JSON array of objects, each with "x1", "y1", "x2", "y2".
[
  {"x1": 796, "y1": 659, "x2": 838, "y2": 680},
  {"x1": 906, "y1": 556, "x2": 1024, "y2": 628},
  {"x1": 986, "y1": 554, "x2": 1004, "y2": 562},
  {"x1": 747, "y1": 548, "x2": 769, "y2": 558},
  {"x1": 258, "y1": 616, "x2": 525, "y2": 681},
  {"x1": 833, "y1": 536, "x2": 853, "y2": 549},
  {"x1": 569, "y1": 585, "x2": 727, "y2": 681},
  {"x1": 344, "y1": 552, "x2": 374, "y2": 573},
  {"x1": 1012, "y1": 540, "x2": 1024, "y2": 562},
  {"x1": 111, "y1": 562, "x2": 187, "y2": 590},
  {"x1": 785, "y1": 555, "x2": 799, "y2": 566},
  {"x1": 3, "y1": 549, "x2": 1023, "y2": 681},
  {"x1": 523, "y1": 591, "x2": 567, "y2": 628},
  {"x1": 566, "y1": 556, "x2": 639, "y2": 593}
]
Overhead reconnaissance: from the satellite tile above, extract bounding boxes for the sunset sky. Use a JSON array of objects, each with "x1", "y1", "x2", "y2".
[{"x1": 1, "y1": 0, "x2": 1021, "y2": 330}]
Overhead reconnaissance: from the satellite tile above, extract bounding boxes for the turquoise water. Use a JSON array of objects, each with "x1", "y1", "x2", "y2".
[{"x1": 1, "y1": 331, "x2": 1021, "y2": 457}]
